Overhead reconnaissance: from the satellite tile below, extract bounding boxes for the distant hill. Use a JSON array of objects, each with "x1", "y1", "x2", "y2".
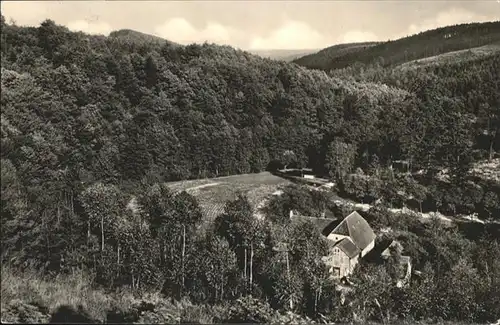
[
  {"x1": 293, "y1": 42, "x2": 379, "y2": 70},
  {"x1": 109, "y1": 29, "x2": 179, "y2": 46},
  {"x1": 396, "y1": 43, "x2": 500, "y2": 70},
  {"x1": 294, "y1": 21, "x2": 500, "y2": 71},
  {"x1": 250, "y1": 49, "x2": 319, "y2": 62},
  {"x1": 108, "y1": 31, "x2": 315, "y2": 61}
]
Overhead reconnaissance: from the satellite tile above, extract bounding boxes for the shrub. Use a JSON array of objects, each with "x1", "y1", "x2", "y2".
[
  {"x1": 340, "y1": 173, "x2": 383, "y2": 203},
  {"x1": 1, "y1": 299, "x2": 50, "y2": 324},
  {"x1": 222, "y1": 296, "x2": 276, "y2": 323}
]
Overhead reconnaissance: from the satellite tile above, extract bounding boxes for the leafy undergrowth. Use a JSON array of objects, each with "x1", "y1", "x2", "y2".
[
  {"x1": 2, "y1": 266, "x2": 487, "y2": 324},
  {"x1": 223, "y1": 296, "x2": 316, "y2": 324},
  {"x1": 1, "y1": 266, "x2": 135, "y2": 323},
  {"x1": 472, "y1": 158, "x2": 500, "y2": 183},
  {"x1": 0, "y1": 267, "x2": 313, "y2": 324}
]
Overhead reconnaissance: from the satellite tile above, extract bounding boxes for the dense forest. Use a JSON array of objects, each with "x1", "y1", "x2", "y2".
[
  {"x1": 293, "y1": 21, "x2": 500, "y2": 70},
  {"x1": 1, "y1": 16, "x2": 500, "y2": 324},
  {"x1": 293, "y1": 41, "x2": 379, "y2": 71}
]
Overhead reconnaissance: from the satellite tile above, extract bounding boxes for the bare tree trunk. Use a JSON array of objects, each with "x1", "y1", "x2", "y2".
[
  {"x1": 70, "y1": 192, "x2": 74, "y2": 216},
  {"x1": 314, "y1": 289, "x2": 318, "y2": 315},
  {"x1": 490, "y1": 139, "x2": 494, "y2": 161},
  {"x1": 101, "y1": 216, "x2": 104, "y2": 252},
  {"x1": 490, "y1": 129, "x2": 497, "y2": 160},
  {"x1": 117, "y1": 243, "x2": 120, "y2": 265},
  {"x1": 244, "y1": 247, "x2": 247, "y2": 281},
  {"x1": 42, "y1": 211, "x2": 50, "y2": 258},
  {"x1": 221, "y1": 275, "x2": 224, "y2": 301},
  {"x1": 286, "y1": 251, "x2": 293, "y2": 310},
  {"x1": 318, "y1": 284, "x2": 322, "y2": 308},
  {"x1": 181, "y1": 224, "x2": 186, "y2": 295},
  {"x1": 250, "y1": 243, "x2": 254, "y2": 290},
  {"x1": 159, "y1": 243, "x2": 164, "y2": 266}
]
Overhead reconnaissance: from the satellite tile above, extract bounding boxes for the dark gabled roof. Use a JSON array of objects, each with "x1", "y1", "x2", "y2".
[
  {"x1": 290, "y1": 214, "x2": 338, "y2": 234},
  {"x1": 322, "y1": 218, "x2": 343, "y2": 236},
  {"x1": 334, "y1": 237, "x2": 361, "y2": 259},
  {"x1": 329, "y1": 211, "x2": 376, "y2": 251}
]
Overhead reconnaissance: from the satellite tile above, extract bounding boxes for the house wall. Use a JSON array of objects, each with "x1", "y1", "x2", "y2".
[
  {"x1": 360, "y1": 239, "x2": 375, "y2": 257},
  {"x1": 400, "y1": 260, "x2": 412, "y2": 287},
  {"x1": 323, "y1": 247, "x2": 358, "y2": 279},
  {"x1": 348, "y1": 255, "x2": 359, "y2": 276}
]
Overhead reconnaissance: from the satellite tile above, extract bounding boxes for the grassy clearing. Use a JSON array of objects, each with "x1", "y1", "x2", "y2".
[
  {"x1": 398, "y1": 43, "x2": 500, "y2": 70},
  {"x1": 166, "y1": 172, "x2": 291, "y2": 220}
]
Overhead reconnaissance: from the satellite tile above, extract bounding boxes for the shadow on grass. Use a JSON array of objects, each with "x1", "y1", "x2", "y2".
[{"x1": 49, "y1": 305, "x2": 96, "y2": 324}]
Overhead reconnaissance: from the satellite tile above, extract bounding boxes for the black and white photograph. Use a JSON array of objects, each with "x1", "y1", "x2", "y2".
[{"x1": 1, "y1": 0, "x2": 499, "y2": 324}]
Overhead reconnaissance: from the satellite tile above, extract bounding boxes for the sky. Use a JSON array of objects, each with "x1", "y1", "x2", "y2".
[{"x1": 2, "y1": 1, "x2": 499, "y2": 50}]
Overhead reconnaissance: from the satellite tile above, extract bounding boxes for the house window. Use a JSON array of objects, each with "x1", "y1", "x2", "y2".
[{"x1": 332, "y1": 267, "x2": 341, "y2": 278}]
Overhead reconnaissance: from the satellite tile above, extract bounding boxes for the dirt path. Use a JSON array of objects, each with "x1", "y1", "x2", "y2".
[
  {"x1": 325, "y1": 190, "x2": 457, "y2": 225},
  {"x1": 185, "y1": 182, "x2": 220, "y2": 191}
]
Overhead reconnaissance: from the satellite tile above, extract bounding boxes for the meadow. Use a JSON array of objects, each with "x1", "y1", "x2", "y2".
[
  {"x1": 397, "y1": 43, "x2": 500, "y2": 70},
  {"x1": 166, "y1": 172, "x2": 292, "y2": 221}
]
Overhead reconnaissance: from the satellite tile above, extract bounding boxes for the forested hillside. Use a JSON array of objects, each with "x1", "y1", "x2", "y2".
[
  {"x1": 330, "y1": 46, "x2": 500, "y2": 162},
  {"x1": 1, "y1": 16, "x2": 500, "y2": 324},
  {"x1": 293, "y1": 41, "x2": 379, "y2": 70},
  {"x1": 109, "y1": 29, "x2": 179, "y2": 46},
  {"x1": 294, "y1": 21, "x2": 500, "y2": 71},
  {"x1": 1, "y1": 17, "x2": 419, "y2": 186}
]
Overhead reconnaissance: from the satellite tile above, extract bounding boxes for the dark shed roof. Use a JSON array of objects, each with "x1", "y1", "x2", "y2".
[
  {"x1": 335, "y1": 237, "x2": 361, "y2": 258},
  {"x1": 290, "y1": 214, "x2": 338, "y2": 234}
]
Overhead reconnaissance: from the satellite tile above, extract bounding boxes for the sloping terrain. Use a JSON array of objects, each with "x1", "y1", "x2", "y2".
[
  {"x1": 109, "y1": 29, "x2": 179, "y2": 46},
  {"x1": 166, "y1": 172, "x2": 292, "y2": 220},
  {"x1": 397, "y1": 43, "x2": 500, "y2": 70},
  {"x1": 293, "y1": 42, "x2": 379, "y2": 70},
  {"x1": 294, "y1": 21, "x2": 500, "y2": 71}
]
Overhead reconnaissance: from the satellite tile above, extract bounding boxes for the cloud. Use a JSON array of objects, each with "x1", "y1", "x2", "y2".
[
  {"x1": 1, "y1": 2, "x2": 49, "y2": 26},
  {"x1": 67, "y1": 20, "x2": 113, "y2": 35},
  {"x1": 338, "y1": 30, "x2": 379, "y2": 43},
  {"x1": 154, "y1": 17, "x2": 236, "y2": 45},
  {"x1": 396, "y1": 8, "x2": 495, "y2": 39},
  {"x1": 249, "y1": 20, "x2": 331, "y2": 50}
]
